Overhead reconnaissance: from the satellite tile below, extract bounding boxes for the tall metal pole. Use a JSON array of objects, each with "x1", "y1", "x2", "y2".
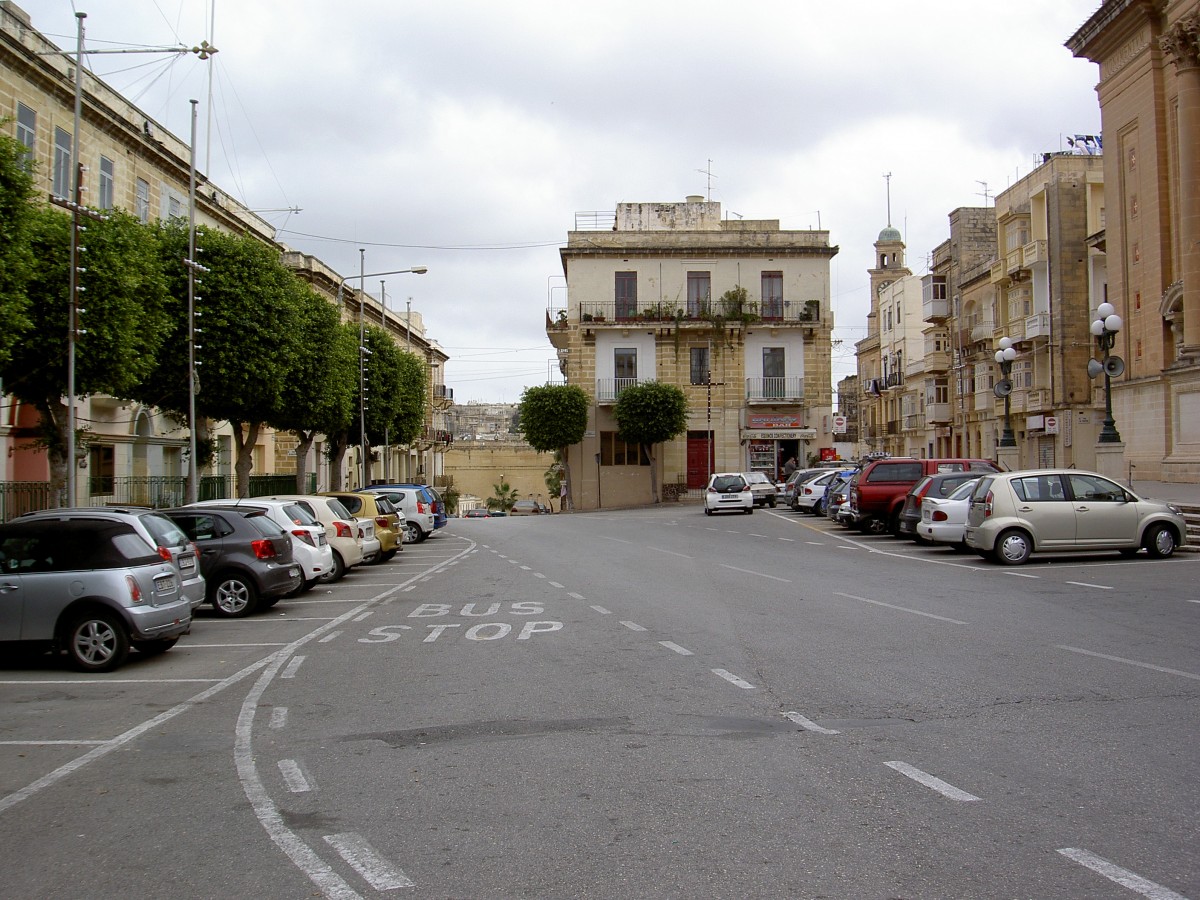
[
  {"x1": 381, "y1": 279, "x2": 389, "y2": 483},
  {"x1": 186, "y1": 99, "x2": 200, "y2": 504},
  {"x1": 66, "y1": 12, "x2": 86, "y2": 507},
  {"x1": 359, "y1": 249, "x2": 368, "y2": 489}
]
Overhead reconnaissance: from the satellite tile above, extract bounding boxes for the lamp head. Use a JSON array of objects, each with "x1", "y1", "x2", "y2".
[
  {"x1": 1090, "y1": 319, "x2": 1106, "y2": 337},
  {"x1": 1003, "y1": 347, "x2": 1017, "y2": 362},
  {"x1": 998, "y1": 336, "x2": 1012, "y2": 351},
  {"x1": 1096, "y1": 302, "x2": 1115, "y2": 319},
  {"x1": 411, "y1": 266, "x2": 428, "y2": 275},
  {"x1": 1104, "y1": 313, "x2": 1123, "y2": 333}
]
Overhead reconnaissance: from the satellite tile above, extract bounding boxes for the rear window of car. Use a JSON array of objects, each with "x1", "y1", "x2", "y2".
[
  {"x1": 324, "y1": 498, "x2": 353, "y2": 520},
  {"x1": 140, "y1": 512, "x2": 190, "y2": 548},
  {"x1": 375, "y1": 497, "x2": 397, "y2": 515},
  {"x1": 248, "y1": 516, "x2": 286, "y2": 538},
  {"x1": 0, "y1": 521, "x2": 158, "y2": 571},
  {"x1": 336, "y1": 495, "x2": 363, "y2": 515},
  {"x1": 712, "y1": 475, "x2": 746, "y2": 491},
  {"x1": 866, "y1": 462, "x2": 923, "y2": 482},
  {"x1": 970, "y1": 477, "x2": 996, "y2": 501},
  {"x1": 281, "y1": 503, "x2": 318, "y2": 526},
  {"x1": 744, "y1": 473, "x2": 771, "y2": 484}
]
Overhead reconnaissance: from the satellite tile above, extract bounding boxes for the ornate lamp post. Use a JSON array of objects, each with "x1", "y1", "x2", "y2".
[
  {"x1": 1090, "y1": 302, "x2": 1124, "y2": 444},
  {"x1": 993, "y1": 336, "x2": 1018, "y2": 448}
]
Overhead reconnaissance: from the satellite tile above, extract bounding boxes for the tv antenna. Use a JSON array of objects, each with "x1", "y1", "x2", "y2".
[
  {"x1": 976, "y1": 180, "x2": 993, "y2": 206},
  {"x1": 696, "y1": 159, "x2": 717, "y2": 200}
]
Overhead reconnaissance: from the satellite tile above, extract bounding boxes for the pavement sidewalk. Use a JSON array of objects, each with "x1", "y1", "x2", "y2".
[{"x1": 1127, "y1": 480, "x2": 1200, "y2": 506}]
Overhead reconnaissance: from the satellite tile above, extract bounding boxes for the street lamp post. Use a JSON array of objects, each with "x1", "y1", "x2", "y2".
[
  {"x1": 336, "y1": 262, "x2": 427, "y2": 488},
  {"x1": 993, "y1": 336, "x2": 1018, "y2": 448},
  {"x1": 1090, "y1": 302, "x2": 1124, "y2": 444}
]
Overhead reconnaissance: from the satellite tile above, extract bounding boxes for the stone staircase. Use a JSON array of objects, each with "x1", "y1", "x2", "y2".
[{"x1": 1180, "y1": 503, "x2": 1200, "y2": 552}]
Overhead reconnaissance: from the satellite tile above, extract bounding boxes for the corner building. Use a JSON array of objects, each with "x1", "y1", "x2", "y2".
[{"x1": 550, "y1": 198, "x2": 837, "y2": 510}]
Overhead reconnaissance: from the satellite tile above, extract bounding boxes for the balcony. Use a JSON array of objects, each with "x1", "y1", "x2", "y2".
[
  {"x1": 1027, "y1": 387, "x2": 1052, "y2": 411},
  {"x1": 903, "y1": 413, "x2": 925, "y2": 431},
  {"x1": 990, "y1": 258, "x2": 1008, "y2": 285},
  {"x1": 433, "y1": 384, "x2": 453, "y2": 402},
  {"x1": 546, "y1": 307, "x2": 570, "y2": 350},
  {"x1": 927, "y1": 402, "x2": 951, "y2": 423},
  {"x1": 596, "y1": 377, "x2": 644, "y2": 404},
  {"x1": 923, "y1": 295, "x2": 950, "y2": 322},
  {"x1": 575, "y1": 298, "x2": 821, "y2": 327},
  {"x1": 905, "y1": 358, "x2": 926, "y2": 380},
  {"x1": 745, "y1": 376, "x2": 805, "y2": 403},
  {"x1": 971, "y1": 322, "x2": 996, "y2": 342},
  {"x1": 1024, "y1": 311, "x2": 1050, "y2": 340},
  {"x1": 923, "y1": 348, "x2": 951, "y2": 374},
  {"x1": 1006, "y1": 248, "x2": 1025, "y2": 278},
  {"x1": 1022, "y1": 239, "x2": 1048, "y2": 267}
]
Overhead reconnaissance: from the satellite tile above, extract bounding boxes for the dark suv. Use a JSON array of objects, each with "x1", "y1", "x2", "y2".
[
  {"x1": 161, "y1": 508, "x2": 302, "y2": 617},
  {"x1": 0, "y1": 514, "x2": 193, "y2": 671}
]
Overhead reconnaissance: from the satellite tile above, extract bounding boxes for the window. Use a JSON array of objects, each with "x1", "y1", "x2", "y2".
[
  {"x1": 16, "y1": 103, "x2": 35, "y2": 169},
  {"x1": 687, "y1": 272, "x2": 710, "y2": 316},
  {"x1": 135, "y1": 178, "x2": 150, "y2": 223},
  {"x1": 761, "y1": 271, "x2": 783, "y2": 319},
  {"x1": 53, "y1": 127, "x2": 71, "y2": 198},
  {"x1": 1067, "y1": 473, "x2": 1125, "y2": 502},
  {"x1": 88, "y1": 445, "x2": 115, "y2": 494},
  {"x1": 615, "y1": 271, "x2": 637, "y2": 320},
  {"x1": 614, "y1": 348, "x2": 637, "y2": 379},
  {"x1": 599, "y1": 431, "x2": 649, "y2": 466},
  {"x1": 99, "y1": 156, "x2": 114, "y2": 210},
  {"x1": 763, "y1": 347, "x2": 785, "y2": 398},
  {"x1": 1012, "y1": 474, "x2": 1067, "y2": 502},
  {"x1": 690, "y1": 346, "x2": 710, "y2": 385},
  {"x1": 1013, "y1": 359, "x2": 1033, "y2": 389}
]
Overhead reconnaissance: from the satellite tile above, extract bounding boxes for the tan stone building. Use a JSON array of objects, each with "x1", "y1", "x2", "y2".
[
  {"x1": 1069, "y1": 1, "x2": 1200, "y2": 482},
  {"x1": 549, "y1": 198, "x2": 837, "y2": 510}
]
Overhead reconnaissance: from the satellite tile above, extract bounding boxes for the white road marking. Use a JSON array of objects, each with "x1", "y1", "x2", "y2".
[
  {"x1": 834, "y1": 592, "x2": 968, "y2": 625},
  {"x1": 649, "y1": 546, "x2": 693, "y2": 558},
  {"x1": 548, "y1": 581, "x2": 564, "y2": 588},
  {"x1": 783, "y1": 711, "x2": 840, "y2": 735},
  {"x1": 1057, "y1": 645, "x2": 1200, "y2": 681},
  {"x1": 278, "y1": 759, "x2": 312, "y2": 793},
  {"x1": 519, "y1": 565, "x2": 531, "y2": 571},
  {"x1": 568, "y1": 592, "x2": 586, "y2": 600},
  {"x1": 749, "y1": 533, "x2": 768, "y2": 537},
  {"x1": 280, "y1": 656, "x2": 306, "y2": 679},
  {"x1": 533, "y1": 572, "x2": 545, "y2": 578},
  {"x1": 884, "y1": 761, "x2": 980, "y2": 801},
  {"x1": 712, "y1": 669, "x2": 755, "y2": 689},
  {"x1": 352, "y1": 611, "x2": 374, "y2": 622},
  {"x1": 1065, "y1": 581, "x2": 1114, "y2": 590},
  {"x1": 719, "y1": 564, "x2": 791, "y2": 583},
  {"x1": 318, "y1": 631, "x2": 342, "y2": 643},
  {"x1": 1004, "y1": 571, "x2": 1039, "y2": 578},
  {"x1": 0, "y1": 679, "x2": 222, "y2": 685},
  {"x1": 590, "y1": 605, "x2": 611, "y2": 615},
  {"x1": 659, "y1": 641, "x2": 693, "y2": 656},
  {"x1": 269, "y1": 707, "x2": 288, "y2": 730},
  {"x1": 0, "y1": 740, "x2": 106, "y2": 746},
  {"x1": 620, "y1": 621, "x2": 646, "y2": 632},
  {"x1": 324, "y1": 832, "x2": 415, "y2": 890},
  {"x1": 1057, "y1": 848, "x2": 1187, "y2": 900},
  {"x1": 778, "y1": 537, "x2": 794, "y2": 542},
  {"x1": 805, "y1": 541, "x2": 824, "y2": 546}
]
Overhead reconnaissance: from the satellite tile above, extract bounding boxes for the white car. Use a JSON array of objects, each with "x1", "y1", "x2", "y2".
[
  {"x1": 704, "y1": 473, "x2": 753, "y2": 516},
  {"x1": 916, "y1": 479, "x2": 980, "y2": 550},
  {"x1": 793, "y1": 470, "x2": 837, "y2": 514},
  {"x1": 187, "y1": 498, "x2": 335, "y2": 592},
  {"x1": 262, "y1": 495, "x2": 364, "y2": 582},
  {"x1": 364, "y1": 487, "x2": 436, "y2": 543}
]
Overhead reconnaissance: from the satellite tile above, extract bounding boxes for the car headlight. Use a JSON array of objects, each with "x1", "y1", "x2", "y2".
[{"x1": 1167, "y1": 504, "x2": 1183, "y2": 515}]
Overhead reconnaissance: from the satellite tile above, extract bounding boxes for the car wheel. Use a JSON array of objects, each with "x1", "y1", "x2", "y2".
[
  {"x1": 863, "y1": 517, "x2": 888, "y2": 535},
  {"x1": 745, "y1": 506, "x2": 753, "y2": 515},
  {"x1": 65, "y1": 609, "x2": 129, "y2": 673},
  {"x1": 133, "y1": 636, "x2": 179, "y2": 656},
  {"x1": 704, "y1": 507, "x2": 712, "y2": 516},
  {"x1": 404, "y1": 522, "x2": 421, "y2": 543},
  {"x1": 380, "y1": 549, "x2": 398, "y2": 562},
  {"x1": 768, "y1": 498, "x2": 776, "y2": 508},
  {"x1": 211, "y1": 573, "x2": 259, "y2": 617},
  {"x1": 318, "y1": 552, "x2": 346, "y2": 584},
  {"x1": 812, "y1": 499, "x2": 823, "y2": 516},
  {"x1": 1143, "y1": 523, "x2": 1177, "y2": 559},
  {"x1": 994, "y1": 529, "x2": 1032, "y2": 565}
]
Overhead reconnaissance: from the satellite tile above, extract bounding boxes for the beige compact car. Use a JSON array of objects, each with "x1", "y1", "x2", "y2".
[{"x1": 964, "y1": 470, "x2": 1186, "y2": 565}]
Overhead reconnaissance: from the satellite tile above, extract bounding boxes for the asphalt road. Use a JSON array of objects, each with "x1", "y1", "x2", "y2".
[{"x1": 0, "y1": 507, "x2": 1196, "y2": 899}]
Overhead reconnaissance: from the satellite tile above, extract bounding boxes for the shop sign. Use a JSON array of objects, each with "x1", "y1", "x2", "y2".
[
  {"x1": 743, "y1": 429, "x2": 816, "y2": 440},
  {"x1": 747, "y1": 413, "x2": 801, "y2": 429}
]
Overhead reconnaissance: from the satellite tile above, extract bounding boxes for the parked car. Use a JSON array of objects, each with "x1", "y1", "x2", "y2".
[
  {"x1": 742, "y1": 472, "x2": 778, "y2": 508},
  {"x1": 262, "y1": 495, "x2": 364, "y2": 581},
  {"x1": 363, "y1": 487, "x2": 437, "y2": 543},
  {"x1": 825, "y1": 472, "x2": 858, "y2": 524},
  {"x1": 18, "y1": 506, "x2": 204, "y2": 611},
  {"x1": 705, "y1": 472, "x2": 753, "y2": 515},
  {"x1": 0, "y1": 514, "x2": 193, "y2": 671},
  {"x1": 463, "y1": 508, "x2": 491, "y2": 518},
  {"x1": 852, "y1": 457, "x2": 1000, "y2": 535},
  {"x1": 897, "y1": 472, "x2": 984, "y2": 540},
  {"x1": 371, "y1": 484, "x2": 446, "y2": 531},
  {"x1": 160, "y1": 508, "x2": 303, "y2": 617},
  {"x1": 793, "y1": 470, "x2": 852, "y2": 515},
  {"x1": 320, "y1": 492, "x2": 403, "y2": 562},
  {"x1": 510, "y1": 499, "x2": 543, "y2": 516},
  {"x1": 916, "y1": 479, "x2": 981, "y2": 550},
  {"x1": 187, "y1": 498, "x2": 334, "y2": 592},
  {"x1": 964, "y1": 470, "x2": 1186, "y2": 565},
  {"x1": 781, "y1": 468, "x2": 832, "y2": 510}
]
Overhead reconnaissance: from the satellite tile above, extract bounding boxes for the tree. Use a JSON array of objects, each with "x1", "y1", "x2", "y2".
[
  {"x1": 614, "y1": 381, "x2": 689, "y2": 504},
  {"x1": 486, "y1": 480, "x2": 518, "y2": 512},
  {"x1": 543, "y1": 452, "x2": 564, "y2": 511},
  {"x1": 518, "y1": 384, "x2": 588, "y2": 510},
  {"x1": 2, "y1": 207, "x2": 171, "y2": 497},
  {"x1": 0, "y1": 133, "x2": 34, "y2": 367}
]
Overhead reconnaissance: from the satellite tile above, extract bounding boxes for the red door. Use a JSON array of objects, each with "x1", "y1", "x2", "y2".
[{"x1": 686, "y1": 432, "x2": 714, "y2": 489}]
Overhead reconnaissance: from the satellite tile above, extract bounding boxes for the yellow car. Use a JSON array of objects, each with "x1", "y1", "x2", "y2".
[{"x1": 319, "y1": 492, "x2": 404, "y2": 562}]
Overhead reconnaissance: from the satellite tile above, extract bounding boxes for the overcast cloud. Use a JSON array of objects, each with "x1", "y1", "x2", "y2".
[{"x1": 40, "y1": 0, "x2": 1102, "y2": 403}]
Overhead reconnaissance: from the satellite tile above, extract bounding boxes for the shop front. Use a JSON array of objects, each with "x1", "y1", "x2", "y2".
[{"x1": 742, "y1": 413, "x2": 816, "y2": 481}]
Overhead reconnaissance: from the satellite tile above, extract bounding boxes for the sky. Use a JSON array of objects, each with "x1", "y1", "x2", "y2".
[{"x1": 38, "y1": 0, "x2": 1104, "y2": 404}]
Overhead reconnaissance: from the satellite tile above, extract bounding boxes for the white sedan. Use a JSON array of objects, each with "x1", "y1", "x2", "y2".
[
  {"x1": 704, "y1": 473, "x2": 753, "y2": 515},
  {"x1": 917, "y1": 479, "x2": 979, "y2": 549}
]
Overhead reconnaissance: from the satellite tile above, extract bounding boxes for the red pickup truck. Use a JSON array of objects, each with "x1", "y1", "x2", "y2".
[{"x1": 851, "y1": 457, "x2": 1000, "y2": 535}]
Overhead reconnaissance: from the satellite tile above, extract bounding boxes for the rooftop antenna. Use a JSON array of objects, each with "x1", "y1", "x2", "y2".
[
  {"x1": 883, "y1": 172, "x2": 893, "y2": 226},
  {"x1": 696, "y1": 159, "x2": 717, "y2": 200},
  {"x1": 976, "y1": 180, "x2": 993, "y2": 206}
]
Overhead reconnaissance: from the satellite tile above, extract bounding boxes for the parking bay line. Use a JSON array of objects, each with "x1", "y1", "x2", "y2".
[
  {"x1": 1065, "y1": 581, "x2": 1114, "y2": 590},
  {"x1": 712, "y1": 669, "x2": 755, "y2": 689},
  {"x1": 719, "y1": 564, "x2": 791, "y2": 583},
  {"x1": 1056, "y1": 848, "x2": 1187, "y2": 900},
  {"x1": 834, "y1": 592, "x2": 969, "y2": 625},
  {"x1": 1057, "y1": 645, "x2": 1200, "y2": 681},
  {"x1": 884, "y1": 761, "x2": 980, "y2": 802}
]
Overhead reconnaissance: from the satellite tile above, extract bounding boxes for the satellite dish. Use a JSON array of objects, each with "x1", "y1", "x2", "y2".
[
  {"x1": 993, "y1": 379, "x2": 1013, "y2": 398},
  {"x1": 1104, "y1": 355, "x2": 1126, "y2": 377},
  {"x1": 1087, "y1": 359, "x2": 1104, "y2": 379}
]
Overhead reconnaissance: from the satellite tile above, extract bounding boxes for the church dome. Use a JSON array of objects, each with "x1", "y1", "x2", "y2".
[{"x1": 877, "y1": 225, "x2": 902, "y2": 242}]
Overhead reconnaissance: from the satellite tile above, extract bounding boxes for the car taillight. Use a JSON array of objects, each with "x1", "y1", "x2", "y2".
[
  {"x1": 932, "y1": 510, "x2": 949, "y2": 522},
  {"x1": 157, "y1": 546, "x2": 173, "y2": 562},
  {"x1": 707, "y1": 487, "x2": 718, "y2": 493},
  {"x1": 803, "y1": 487, "x2": 813, "y2": 495},
  {"x1": 251, "y1": 539, "x2": 277, "y2": 560},
  {"x1": 984, "y1": 490, "x2": 995, "y2": 518},
  {"x1": 417, "y1": 501, "x2": 427, "y2": 514},
  {"x1": 125, "y1": 574, "x2": 144, "y2": 604},
  {"x1": 334, "y1": 521, "x2": 353, "y2": 538},
  {"x1": 291, "y1": 529, "x2": 315, "y2": 547},
  {"x1": 376, "y1": 516, "x2": 389, "y2": 529}
]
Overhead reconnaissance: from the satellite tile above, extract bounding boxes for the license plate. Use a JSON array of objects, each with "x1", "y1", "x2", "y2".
[
  {"x1": 178, "y1": 555, "x2": 195, "y2": 573},
  {"x1": 721, "y1": 494, "x2": 740, "y2": 500}
]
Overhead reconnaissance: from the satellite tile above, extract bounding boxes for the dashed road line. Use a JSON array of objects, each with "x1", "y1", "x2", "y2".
[
  {"x1": 659, "y1": 641, "x2": 693, "y2": 656},
  {"x1": 1057, "y1": 848, "x2": 1187, "y2": 900},
  {"x1": 719, "y1": 564, "x2": 791, "y2": 583},
  {"x1": 884, "y1": 761, "x2": 980, "y2": 802},
  {"x1": 834, "y1": 592, "x2": 968, "y2": 625},
  {"x1": 280, "y1": 656, "x2": 306, "y2": 679},
  {"x1": 548, "y1": 581, "x2": 564, "y2": 588},
  {"x1": 620, "y1": 621, "x2": 646, "y2": 632},
  {"x1": 278, "y1": 759, "x2": 312, "y2": 793},
  {"x1": 269, "y1": 707, "x2": 288, "y2": 730},
  {"x1": 712, "y1": 669, "x2": 755, "y2": 689},
  {"x1": 1057, "y1": 645, "x2": 1200, "y2": 681},
  {"x1": 1065, "y1": 581, "x2": 1114, "y2": 590},
  {"x1": 324, "y1": 832, "x2": 415, "y2": 890},
  {"x1": 318, "y1": 631, "x2": 342, "y2": 643},
  {"x1": 568, "y1": 592, "x2": 586, "y2": 600},
  {"x1": 783, "y1": 711, "x2": 839, "y2": 735},
  {"x1": 590, "y1": 605, "x2": 611, "y2": 615}
]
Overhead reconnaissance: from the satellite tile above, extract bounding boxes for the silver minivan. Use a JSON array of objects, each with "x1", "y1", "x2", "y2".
[{"x1": 965, "y1": 469, "x2": 1186, "y2": 565}]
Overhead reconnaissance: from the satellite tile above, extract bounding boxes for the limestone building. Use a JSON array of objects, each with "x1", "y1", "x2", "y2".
[{"x1": 549, "y1": 198, "x2": 837, "y2": 509}]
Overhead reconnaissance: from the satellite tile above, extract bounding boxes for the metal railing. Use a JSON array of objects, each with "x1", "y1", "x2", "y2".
[
  {"x1": 745, "y1": 377, "x2": 805, "y2": 401},
  {"x1": 576, "y1": 299, "x2": 820, "y2": 325},
  {"x1": 596, "y1": 377, "x2": 643, "y2": 403}
]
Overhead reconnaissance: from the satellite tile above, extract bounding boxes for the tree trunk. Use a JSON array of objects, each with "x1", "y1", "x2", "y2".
[
  {"x1": 559, "y1": 445, "x2": 573, "y2": 511},
  {"x1": 646, "y1": 443, "x2": 660, "y2": 503},
  {"x1": 230, "y1": 420, "x2": 261, "y2": 499},
  {"x1": 327, "y1": 432, "x2": 349, "y2": 491},
  {"x1": 294, "y1": 430, "x2": 316, "y2": 493},
  {"x1": 37, "y1": 398, "x2": 70, "y2": 505}
]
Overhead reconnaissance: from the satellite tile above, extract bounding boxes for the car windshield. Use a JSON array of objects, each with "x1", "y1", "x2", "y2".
[
  {"x1": 325, "y1": 498, "x2": 353, "y2": 520},
  {"x1": 281, "y1": 503, "x2": 318, "y2": 526},
  {"x1": 712, "y1": 475, "x2": 745, "y2": 492},
  {"x1": 949, "y1": 479, "x2": 980, "y2": 501},
  {"x1": 139, "y1": 512, "x2": 189, "y2": 549},
  {"x1": 744, "y1": 473, "x2": 771, "y2": 484}
]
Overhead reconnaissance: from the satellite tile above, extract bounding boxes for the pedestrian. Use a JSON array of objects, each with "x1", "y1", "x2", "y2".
[
  {"x1": 783, "y1": 456, "x2": 797, "y2": 478},
  {"x1": 559, "y1": 478, "x2": 567, "y2": 512}
]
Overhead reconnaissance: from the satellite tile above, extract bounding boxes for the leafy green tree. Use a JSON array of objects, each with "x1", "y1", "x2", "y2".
[
  {"x1": 2, "y1": 207, "x2": 170, "y2": 497},
  {"x1": 0, "y1": 132, "x2": 34, "y2": 365},
  {"x1": 486, "y1": 479, "x2": 518, "y2": 512},
  {"x1": 518, "y1": 384, "x2": 588, "y2": 511},
  {"x1": 614, "y1": 381, "x2": 689, "y2": 503}
]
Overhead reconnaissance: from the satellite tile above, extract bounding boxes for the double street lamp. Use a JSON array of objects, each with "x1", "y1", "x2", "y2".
[
  {"x1": 339, "y1": 257, "x2": 427, "y2": 489},
  {"x1": 1089, "y1": 302, "x2": 1124, "y2": 444},
  {"x1": 993, "y1": 336, "x2": 1018, "y2": 448}
]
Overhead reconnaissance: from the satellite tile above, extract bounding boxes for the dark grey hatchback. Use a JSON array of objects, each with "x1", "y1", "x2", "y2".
[{"x1": 161, "y1": 508, "x2": 302, "y2": 617}]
